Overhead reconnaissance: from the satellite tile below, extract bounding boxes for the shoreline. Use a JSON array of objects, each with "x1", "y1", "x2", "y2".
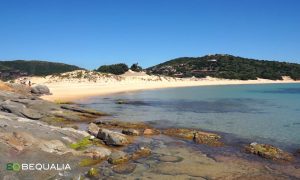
[
  {"x1": 2, "y1": 75, "x2": 300, "y2": 179},
  {"x1": 40, "y1": 78, "x2": 300, "y2": 102}
]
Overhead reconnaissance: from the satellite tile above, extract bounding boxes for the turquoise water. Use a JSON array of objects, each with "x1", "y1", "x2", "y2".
[{"x1": 80, "y1": 83, "x2": 300, "y2": 149}]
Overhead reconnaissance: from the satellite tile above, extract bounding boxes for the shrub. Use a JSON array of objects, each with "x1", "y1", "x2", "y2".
[
  {"x1": 96, "y1": 63, "x2": 129, "y2": 75},
  {"x1": 130, "y1": 63, "x2": 143, "y2": 72}
]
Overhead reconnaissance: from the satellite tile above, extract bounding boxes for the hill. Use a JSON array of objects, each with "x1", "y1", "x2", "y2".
[
  {"x1": 0, "y1": 60, "x2": 82, "y2": 80},
  {"x1": 147, "y1": 54, "x2": 300, "y2": 80}
]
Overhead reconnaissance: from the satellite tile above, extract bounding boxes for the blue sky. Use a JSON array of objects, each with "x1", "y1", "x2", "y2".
[{"x1": 0, "y1": 0, "x2": 299, "y2": 69}]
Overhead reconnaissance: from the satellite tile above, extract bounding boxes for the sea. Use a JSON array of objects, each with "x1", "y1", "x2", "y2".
[{"x1": 79, "y1": 83, "x2": 300, "y2": 151}]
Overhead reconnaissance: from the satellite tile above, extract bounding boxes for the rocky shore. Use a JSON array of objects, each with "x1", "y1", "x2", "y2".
[{"x1": 0, "y1": 82, "x2": 300, "y2": 179}]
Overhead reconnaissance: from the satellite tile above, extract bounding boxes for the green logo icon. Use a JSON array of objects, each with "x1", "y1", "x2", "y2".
[{"x1": 6, "y1": 163, "x2": 20, "y2": 171}]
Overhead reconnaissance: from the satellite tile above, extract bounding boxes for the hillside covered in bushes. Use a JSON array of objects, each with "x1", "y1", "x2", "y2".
[
  {"x1": 0, "y1": 60, "x2": 82, "y2": 80},
  {"x1": 147, "y1": 54, "x2": 300, "y2": 80}
]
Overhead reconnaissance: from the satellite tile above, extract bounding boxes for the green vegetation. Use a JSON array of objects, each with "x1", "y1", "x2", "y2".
[
  {"x1": 69, "y1": 136, "x2": 92, "y2": 150},
  {"x1": 79, "y1": 158, "x2": 104, "y2": 167},
  {"x1": 130, "y1": 63, "x2": 143, "y2": 72},
  {"x1": 69, "y1": 136, "x2": 102, "y2": 150},
  {"x1": 2, "y1": 55, "x2": 299, "y2": 81},
  {"x1": 96, "y1": 63, "x2": 129, "y2": 75},
  {"x1": 0, "y1": 60, "x2": 82, "y2": 80},
  {"x1": 87, "y1": 167, "x2": 100, "y2": 177},
  {"x1": 147, "y1": 54, "x2": 300, "y2": 80}
]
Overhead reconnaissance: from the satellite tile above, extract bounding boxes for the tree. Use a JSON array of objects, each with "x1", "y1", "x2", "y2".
[
  {"x1": 96, "y1": 63, "x2": 129, "y2": 75},
  {"x1": 130, "y1": 63, "x2": 143, "y2": 72}
]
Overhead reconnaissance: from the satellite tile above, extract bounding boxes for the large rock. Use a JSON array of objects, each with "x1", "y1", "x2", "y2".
[
  {"x1": 122, "y1": 129, "x2": 140, "y2": 136},
  {"x1": 30, "y1": 85, "x2": 50, "y2": 95},
  {"x1": 245, "y1": 142, "x2": 294, "y2": 161},
  {"x1": 0, "y1": 107, "x2": 98, "y2": 179},
  {"x1": 6, "y1": 83, "x2": 31, "y2": 95},
  {"x1": 38, "y1": 140, "x2": 71, "y2": 155},
  {"x1": 88, "y1": 123, "x2": 100, "y2": 136},
  {"x1": 61, "y1": 105, "x2": 106, "y2": 116},
  {"x1": 0, "y1": 131, "x2": 34, "y2": 152},
  {"x1": 21, "y1": 108, "x2": 43, "y2": 120},
  {"x1": 1, "y1": 86, "x2": 107, "y2": 122},
  {"x1": 0, "y1": 100, "x2": 26, "y2": 116},
  {"x1": 83, "y1": 146, "x2": 111, "y2": 159},
  {"x1": 97, "y1": 128, "x2": 129, "y2": 146},
  {"x1": 0, "y1": 100, "x2": 43, "y2": 120}
]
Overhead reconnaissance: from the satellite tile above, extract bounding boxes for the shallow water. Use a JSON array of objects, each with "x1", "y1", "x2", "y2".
[
  {"x1": 79, "y1": 83, "x2": 300, "y2": 150},
  {"x1": 97, "y1": 135, "x2": 300, "y2": 179}
]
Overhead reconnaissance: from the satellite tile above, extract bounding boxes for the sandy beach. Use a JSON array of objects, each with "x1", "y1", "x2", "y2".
[
  {"x1": 28, "y1": 70, "x2": 300, "y2": 101},
  {"x1": 2, "y1": 73, "x2": 300, "y2": 179}
]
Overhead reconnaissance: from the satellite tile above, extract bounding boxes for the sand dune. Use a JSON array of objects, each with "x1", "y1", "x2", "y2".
[
  {"x1": 0, "y1": 80, "x2": 14, "y2": 92},
  {"x1": 26, "y1": 70, "x2": 300, "y2": 102}
]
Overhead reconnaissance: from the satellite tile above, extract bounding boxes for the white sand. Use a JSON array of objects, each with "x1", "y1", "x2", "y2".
[{"x1": 29, "y1": 70, "x2": 300, "y2": 102}]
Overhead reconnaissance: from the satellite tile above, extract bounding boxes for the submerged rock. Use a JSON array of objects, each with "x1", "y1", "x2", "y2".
[
  {"x1": 97, "y1": 128, "x2": 129, "y2": 146},
  {"x1": 116, "y1": 99, "x2": 128, "y2": 104},
  {"x1": 112, "y1": 163, "x2": 137, "y2": 174},
  {"x1": 87, "y1": 167, "x2": 100, "y2": 178},
  {"x1": 108, "y1": 151, "x2": 129, "y2": 164},
  {"x1": 79, "y1": 158, "x2": 104, "y2": 167},
  {"x1": 158, "y1": 155, "x2": 184, "y2": 163},
  {"x1": 143, "y1": 128, "x2": 160, "y2": 135},
  {"x1": 115, "y1": 99, "x2": 148, "y2": 106},
  {"x1": 163, "y1": 128, "x2": 196, "y2": 140},
  {"x1": 245, "y1": 142, "x2": 294, "y2": 161},
  {"x1": 122, "y1": 129, "x2": 140, "y2": 136},
  {"x1": 194, "y1": 131, "x2": 224, "y2": 147},
  {"x1": 95, "y1": 120, "x2": 149, "y2": 130},
  {"x1": 163, "y1": 128, "x2": 223, "y2": 147},
  {"x1": 61, "y1": 104, "x2": 106, "y2": 116},
  {"x1": 131, "y1": 146, "x2": 151, "y2": 160}
]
